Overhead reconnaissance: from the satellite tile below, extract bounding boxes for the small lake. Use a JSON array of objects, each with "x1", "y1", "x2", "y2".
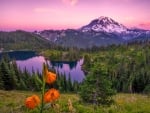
[{"x1": 0, "y1": 51, "x2": 85, "y2": 82}]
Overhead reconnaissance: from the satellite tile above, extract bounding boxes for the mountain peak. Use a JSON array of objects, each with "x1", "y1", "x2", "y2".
[
  {"x1": 81, "y1": 16, "x2": 127, "y2": 33},
  {"x1": 96, "y1": 16, "x2": 118, "y2": 26},
  {"x1": 98, "y1": 16, "x2": 109, "y2": 20},
  {"x1": 98, "y1": 16, "x2": 113, "y2": 21}
]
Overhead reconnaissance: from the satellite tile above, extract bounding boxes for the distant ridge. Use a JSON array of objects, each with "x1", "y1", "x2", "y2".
[
  {"x1": 0, "y1": 30, "x2": 51, "y2": 50},
  {"x1": 1, "y1": 16, "x2": 150, "y2": 49},
  {"x1": 36, "y1": 16, "x2": 150, "y2": 48}
]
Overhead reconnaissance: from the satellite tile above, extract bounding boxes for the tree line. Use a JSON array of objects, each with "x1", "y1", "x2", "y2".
[
  {"x1": 83, "y1": 41, "x2": 150, "y2": 94},
  {"x1": 0, "y1": 56, "x2": 80, "y2": 92}
]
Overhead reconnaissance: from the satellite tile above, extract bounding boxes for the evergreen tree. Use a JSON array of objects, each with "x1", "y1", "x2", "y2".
[
  {"x1": 19, "y1": 78, "x2": 28, "y2": 90},
  {"x1": 9, "y1": 64, "x2": 18, "y2": 89},
  {"x1": 83, "y1": 54, "x2": 91, "y2": 71},
  {"x1": 63, "y1": 73, "x2": 67, "y2": 92},
  {"x1": 68, "y1": 73, "x2": 73, "y2": 91},
  {"x1": 0, "y1": 59, "x2": 14, "y2": 90},
  {"x1": 0, "y1": 65, "x2": 4, "y2": 89},
  {"x1": 80, "y1": 63, "x2": 116, "y2": 105}
]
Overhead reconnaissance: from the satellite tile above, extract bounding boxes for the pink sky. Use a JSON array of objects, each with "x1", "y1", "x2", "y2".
[{"x1": 0, "y1": 0, "x2": 150, "y2": 31}]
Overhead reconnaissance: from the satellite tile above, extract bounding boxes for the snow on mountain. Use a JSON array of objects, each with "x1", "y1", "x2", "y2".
[
  {"x1": 80, "y1": 16, "x2": 150, "y2": 40},
  {"x1": 35, "y1": 16, "x2": 150, "y2": 48},
  {"x1": 81, "y1": 16, "x2": 127, "y2": 33}
]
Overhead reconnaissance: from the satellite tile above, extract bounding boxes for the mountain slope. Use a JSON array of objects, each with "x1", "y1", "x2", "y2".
[
  {"x1": 0, "y1": 30, "x2": 51, "y2": 50},
  {"x1": 36, "y1": 16, "x2": 150, "y2": 48},
  {"x1": 38, "y1": 29, "x2": 124, "y2": 48}
]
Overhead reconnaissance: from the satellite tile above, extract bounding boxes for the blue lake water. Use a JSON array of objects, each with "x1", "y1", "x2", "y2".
[{"x1": 0, "y1": 51, "x2": 85, "y2": 82}]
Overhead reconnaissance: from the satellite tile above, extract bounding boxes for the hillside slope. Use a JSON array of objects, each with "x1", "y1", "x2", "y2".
[
  {"x1": 0, "y1": 30, "x2": 51, "y2": 51},
  {"x1": 36, "y1": 17, "x2": 150, "y2": 48}
]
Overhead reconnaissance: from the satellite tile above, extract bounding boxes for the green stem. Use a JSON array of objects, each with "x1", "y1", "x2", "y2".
[{"x1": 40, "y1": 78, "x2": 45, "y2": 113}]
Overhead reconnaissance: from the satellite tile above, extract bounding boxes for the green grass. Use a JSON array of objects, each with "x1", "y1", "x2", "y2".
[{"x1": 0, "y1": 90, "x2": 150, "y2": 113}]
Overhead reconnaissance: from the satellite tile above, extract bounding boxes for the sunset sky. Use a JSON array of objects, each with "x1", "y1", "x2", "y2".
[{"x1": 0, "y1": 0, "x2": 150, "y2": 31}]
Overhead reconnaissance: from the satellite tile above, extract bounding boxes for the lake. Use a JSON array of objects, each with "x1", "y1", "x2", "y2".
[{"x1": 0, "y1": 51, "x2": 85, "y2": 82}]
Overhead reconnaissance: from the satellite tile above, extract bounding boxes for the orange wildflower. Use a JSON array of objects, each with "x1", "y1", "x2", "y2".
[
  {"x1": 44, "y1": 88, "x2": 60, "y2": 103},
  {"x1": 45, "y1": 69, "x2": 56, "y2": 84},
  {"x1": 25, "y1": 95, "x2": 40, "y2": 109}
]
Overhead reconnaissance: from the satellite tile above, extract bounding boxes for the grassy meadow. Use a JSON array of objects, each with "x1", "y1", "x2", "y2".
[{"x1": 0, "y1": 90, "x2": 150, "y2": 113}]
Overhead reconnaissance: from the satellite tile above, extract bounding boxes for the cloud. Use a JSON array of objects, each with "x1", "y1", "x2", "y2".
[
  {"x1": 62, "y1": 0, "x2": 78, "y2": 6},
  {"x1": 139, "y1": 22, "x2": 150, "y2": 30}
]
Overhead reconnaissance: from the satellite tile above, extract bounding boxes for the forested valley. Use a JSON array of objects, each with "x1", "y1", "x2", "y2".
[{"x1": 0, "y1": 40, "x2": 150, "y2": 113}]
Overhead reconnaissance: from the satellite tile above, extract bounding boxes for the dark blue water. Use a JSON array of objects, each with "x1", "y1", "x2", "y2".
[
  {"x1": 0, "y1": 51, "x2": 37, "y2": 60},
  {"x1": 0, "y1": 51, "x2": 85, "y2": 82}
]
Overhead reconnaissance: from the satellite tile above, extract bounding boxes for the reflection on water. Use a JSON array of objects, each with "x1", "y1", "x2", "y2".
[
  {"x1": 0, "y1": 51, "x2": 85, "y2": 82},
  {"x1": 17, "y1": 56, "x2": 85, "y2": 82},
  {"x1": 16, "y1": 56, "x2": 46, "y2": 73},
  {"x1": 49, "y1": 59, "x2": 84, "y2": 82},
  {"x1": 50, "y1": 61, "x2": 77, "y2": 70}
]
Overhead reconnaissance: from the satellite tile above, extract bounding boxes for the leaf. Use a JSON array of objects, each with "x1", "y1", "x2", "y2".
[{"x1": 35, "y1": 75, "x2": 42, "y2": 85}]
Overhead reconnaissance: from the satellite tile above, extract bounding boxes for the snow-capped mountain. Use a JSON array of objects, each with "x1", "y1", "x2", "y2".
[
  {"x1": 81, "y1": 16, "x2": 127, "y2": 33},
  {"x1": 81, "y1": 16, "x2": 150, "y2": 40},
  {"x1": 35, "y1": 16, "x2": 150, "y2": 48}
]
